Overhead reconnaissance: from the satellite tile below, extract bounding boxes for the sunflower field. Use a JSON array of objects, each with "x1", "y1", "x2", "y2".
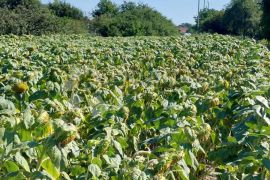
[{"x1": 0, "y1": 34, "x2": 270, "y2": 179}]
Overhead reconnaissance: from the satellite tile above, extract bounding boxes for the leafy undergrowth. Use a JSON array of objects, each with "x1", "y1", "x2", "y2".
[{"x1": 0, "y1": 34, "x2": 270, "y2": 179}]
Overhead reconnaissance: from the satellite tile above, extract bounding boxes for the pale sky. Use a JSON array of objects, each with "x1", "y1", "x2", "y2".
[{"x1": 41, "y1": 0, "x2": 231, "y2": 25}]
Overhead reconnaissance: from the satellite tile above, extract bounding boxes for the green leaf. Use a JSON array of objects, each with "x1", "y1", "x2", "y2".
[
  {"x1": 0, "y1": 128, "x2": 6, "y2": 145},
  {"x1": 47, "y1": 145, "x2": 62, "y2": 170},
  {"x1": 41, "y1": 158, "x2": 60, "y2": 179},
  {"x1": 14, "y1": 152, "x2": 30, "y2": 172},
  {"x1": 30, "y1": 171, "x2": 51, "y2": 179},
  {"x1": 256, "y1": 96, "x2": 269, "y2": 108},
  {"x1": 92, "y1": 157, "x2": 103, "y2": 167},
  {"x1": 61, "y1": 171, "x2": 71, "y2": 180},
  {"x1": 113, "y1": 86, "x2": 123, "y2": 98},
  {"x1": 262, "y1": 158, "x2": 270, "y2": 170},
  {"x1": 0, "y1": 96, "x2": 16, "y2": 115},
  {"x1": 23, "y1": 107, "x2": 35, "y2": 129},
  {"x1": 263, "y1": 115, "x2": 270, "y2": 125},
  {"x1": 177, "y1": 160, "x2": 190, "y2": 180},
  {"x1": 19, "y1": 129, "x2": 32, "y2": 141},
  {"x1": 184, "y1": 150, "x2": 199, "y2": 171},
  {"x1": 131, "y1": 168, "x2": 147, "y2": 180},
  {"x1": 4, "y1": 161, "x2": 20, "y2": 173},
  {"x1": 2, "y1": 171, "x2": 25, "y2": 179},
  {"x1": 88, "y1": 164, "x2": 101, "y2": 178},
  {"x1": 71, "y1": 165, "x2": 86, "y2": 176},
  {"x1": 103, "y1": 154, "x2": 121, "y2": 169},
  {"x1": 29, "y1": 90, "x2": 48, "y2": 102},
  {"x1": 113, "y1": 140, "x2": 124, "y2": 157}
]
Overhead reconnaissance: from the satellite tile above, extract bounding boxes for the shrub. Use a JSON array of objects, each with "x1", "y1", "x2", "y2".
[
  {"x1": 90, "y1": 1, "x2": 178, "y2": 36},
  {"x1": 48, "y1": 0, "x2": 85, "y2": 20},
  {"x1": 197, "y1": 9, "x2": 227, "y2": 34},
  {"x1": 0, "y1": 6, "x2": 59, "y2": 35}
]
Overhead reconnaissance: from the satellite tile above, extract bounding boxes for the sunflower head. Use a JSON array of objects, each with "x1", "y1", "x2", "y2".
[
  {"x1": 211, "y1": 97, "x2": 220, "y2": 107},
  {"x1": 12, "y1": 82, "x2": 29, "y2": 93}
]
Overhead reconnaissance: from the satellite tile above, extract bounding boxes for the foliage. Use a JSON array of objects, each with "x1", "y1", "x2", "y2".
[
  {"x1": 0, "y1": 34, "x2": 270, "y2": 179},
  {"x1": 0, "y1": 0, "x2": 88, "y2": 35},
  {"x1": 0, "y1": 6, "x2": 60, "y2": 35},
  {"x1": 92, "y1": 0, "x2": 118, "y2": 18},
  {"x1": 197, "y1": 9, "x2": 226, "y2": 34},
  {"x1": 261, "y1": 0, "x2": 270, "y2": 39},
  {"x1": 57, "y1": 18, "x2": 88, "y2": 34},
  {"x1": 91, "y1": 1, "x2": 178, "y2": 36},
  {"x1": 0, "y1": 0, "x2": 41, "y2": 9},
  {"x1": 223, "y1": 0, "x2": 262, "y2": 38},
  {"x1": 48, "y1": 0, "x2": 85, "y2": 20}
]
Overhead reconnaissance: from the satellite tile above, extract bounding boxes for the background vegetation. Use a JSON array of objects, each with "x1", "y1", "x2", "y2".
[
  {"x1": 262, "y1": 0, "x2": 270, "y2": 39},
  {"x1": 0, "y1": 0, "x2": 88, "y2": 35},
  {"x1": 196, "y1": 0, "x2": 265, "y2": 39},
  {"x1": 90, "y1": 1, "x2": 178, "y2": 36},
  {"x1": 0, "y1": 0, "x2": 178, "y2": 36},
  {"x1": 0, "y1": 0, "x2": 270, "y2": 39}
]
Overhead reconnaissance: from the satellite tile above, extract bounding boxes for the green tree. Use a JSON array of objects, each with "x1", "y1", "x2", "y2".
[
  {"x1": 0, "y1": 0, "x2": 41, "y2": 9},
  {"x1": 92, "y1": 0, "x2": 118, "y2": 17},
  {"x1": 261, "y1": 0, "x2": 270, "y2": 39},
  {"x1": 223, "y1": 0, "x2": 262, "y2": 37},
  {"x1": 197, "y1": 9, "x2": 226, "y2": 34},
  {"x1": 48, "y1": 0, "x2": 85, "y2": 20},
  {"x1": 120, "y1": 1, "x2": 137, "y2": 11},
  {"x1": 0, "y1": 0, "x2": 88, "y2": 35},
  {"x1": 90, "y1": 1, "x2": 178, "y2": 36},
  {"x1": 0, "y1": 5, "x2": 59, "y2": 35}
]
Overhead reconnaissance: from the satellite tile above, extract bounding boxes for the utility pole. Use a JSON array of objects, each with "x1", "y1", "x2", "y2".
[
  {"x1": 203, "y1": 0, "x2": 206, "y2": 9},
  {"x1": 197, "y1": 0, "x2": 200, "y2": 30},
  {"x1": 208, "y1": 1, "x2": 210, "y2": 9}
]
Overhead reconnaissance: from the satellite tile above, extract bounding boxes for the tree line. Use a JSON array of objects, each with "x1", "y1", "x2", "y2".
[
  {"x1": 0, "y1": 0, "x2": 178, "y2": 36},
  {"x1": 192, "y1": 0, "x2": 270, "y2": 39},
  {"x1": 0, "y1": 0, "x2": 89, "y2": 35},
  {"x1": 1, "y1": 0, "x2": 270, "y2": 39}
]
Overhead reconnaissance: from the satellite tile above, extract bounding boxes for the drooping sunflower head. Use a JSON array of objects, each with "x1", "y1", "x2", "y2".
[{"x1": 12, "y1": 82, "x2": 29, "y2": 93}]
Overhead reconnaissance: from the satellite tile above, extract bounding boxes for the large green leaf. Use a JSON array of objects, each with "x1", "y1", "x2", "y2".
[
  {"x1": 262, "y1": 158, "x2": 270, "y2": 170},
  {"x1": 14, "y1": 152, "x2": 30, "y2": 172},
  {"x1": 23, "y1": 107, "x2": 35, "y2": 129},
  {"x1": 88, "y1": 164, "x2": 101, "y2": 178},
  {"x1": 41, "y1": 158, "x2": 60, "y2": 179},
  {"x1": 3, "y1": 161, "x2": 20, "y2": 173}
]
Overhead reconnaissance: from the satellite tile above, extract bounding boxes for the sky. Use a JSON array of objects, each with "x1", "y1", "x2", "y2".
[{"x1": 41, "y1": 0, "x2": 231, "y2": 25}]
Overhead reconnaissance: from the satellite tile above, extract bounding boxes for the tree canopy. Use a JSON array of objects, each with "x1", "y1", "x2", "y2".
[
  {"x1": 197, "y1": 9, "x2": 226, "y2": 34},
  {"x1": 223, "y1": 0, "x2": 262, "y2": 37},
  {"x1": 262, "y1": 0, "x2": 270, "y2": 39},
  {"x1": 0, "y1": 0, "x2": 41, "y2": 9},
  {"x1": 48, "y1": 0, "x2": 85, "y2": 20},
  {"x1": 92, "y1": 0, "x2": 118, "y2": 17},
  {"x1": 0, "y1": 0, "x2": 88, "y2": 35},
  {"x1": 194, "y1": 0, "x2": 263, "y2": 38},
  {"x1": 90, "y1": 1, "x2": 178, "y2": 36}
]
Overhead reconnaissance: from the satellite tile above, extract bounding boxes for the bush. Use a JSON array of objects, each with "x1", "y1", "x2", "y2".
[
  {"x1": 223, "y1": 0, "x2": 262, "y2": 38},
  {"x1": 90, "y1": 2, "x2": 178, "y2": 36},
  {"x1": 57, "y1": 18, "x2": 88, "y2": 34},
  {"x1": 0, "y1": 0, "x2": 41, "y2": 9},
  {"x1": 198, "y1": 9, "x2": 226, "y2": 34},
  {"x1": 0, "y1": 6, "x2": 59, "y2": 35},
  {"x1": 48, "y1": 0, "x2": 85, "y2": 20},
  {"x1": 0, "y1": 1, "x2": 88, "y2": 35},
  {"x1": 92, "y1": 0, "x2": 118, "y2": 18}
]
